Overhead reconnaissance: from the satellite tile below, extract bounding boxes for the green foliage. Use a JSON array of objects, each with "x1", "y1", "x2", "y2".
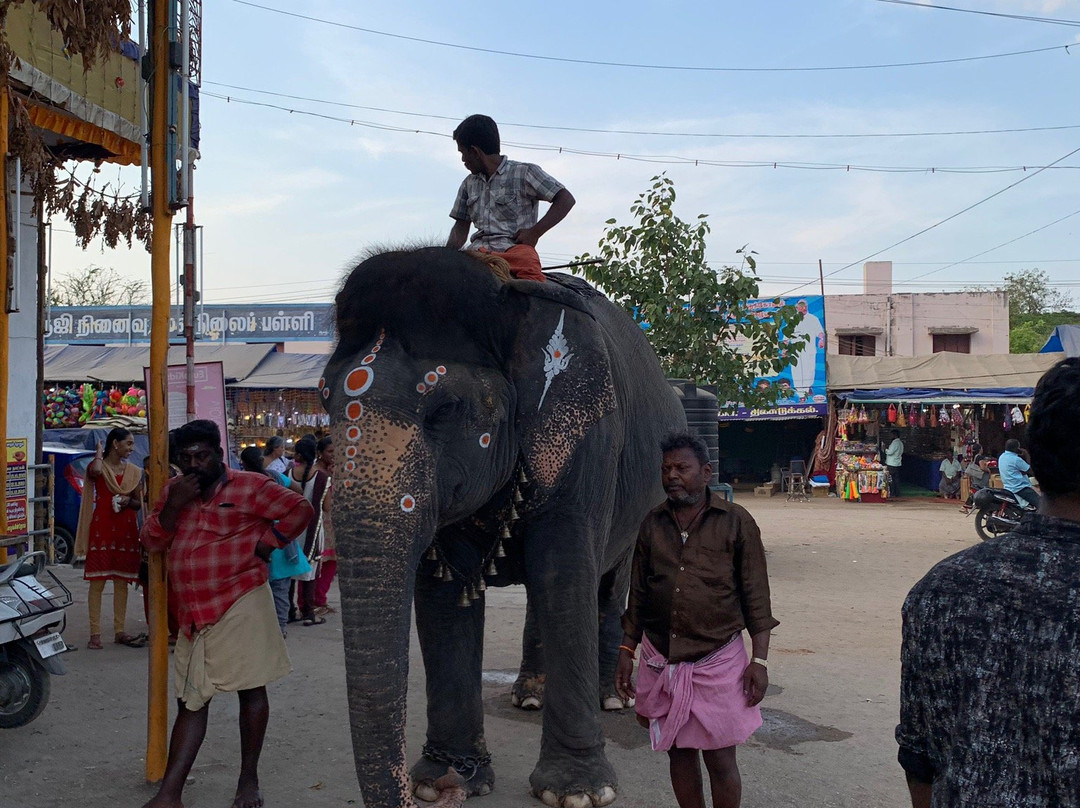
[
  {"x1": 1010, "y1": 311, "x2": 1080, "y2": 353},
  {"x1": 49, "y1": 264, "x2": 147, "y2": 306},
  {"x1": 576, "y1": 174, "x2": 805, "y2": 409}
]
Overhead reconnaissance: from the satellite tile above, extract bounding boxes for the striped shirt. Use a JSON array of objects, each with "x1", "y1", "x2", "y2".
[
  {"x1": 450, "y1": 157, "x2": 565, "y2": 252},
  {"x1": 142, "y1": 468, "x2": 314, "y2": 637}
]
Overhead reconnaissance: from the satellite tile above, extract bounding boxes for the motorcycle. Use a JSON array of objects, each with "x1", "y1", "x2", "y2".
[
  {"x1": 0, "y1": 551, "x2": 72, "y2": 728},
  {"x1": 970, "y1": 487, "x2": 1034, "y2": 541}
]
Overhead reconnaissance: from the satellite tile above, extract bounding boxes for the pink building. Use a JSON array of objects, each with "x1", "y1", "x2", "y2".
[{"x1": 825, "y1": 261, "x2": 1009, "y2": 357}]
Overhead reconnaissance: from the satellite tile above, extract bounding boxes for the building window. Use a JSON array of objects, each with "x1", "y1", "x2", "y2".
[
  {"x1": 932, "y1": 333, "x2": 971, "y2": 354},
  {"x1": 838, "y1": 334, "x2": 876, "y2": 356}
]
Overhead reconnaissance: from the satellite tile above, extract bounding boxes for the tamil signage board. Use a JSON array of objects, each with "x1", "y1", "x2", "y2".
[
  {"x1": 717, "y1": 295, "x2": 829, "y2": 421},
  {"x1": 6, "y1": 438, "x2": 28, "y2": 534},
  {"x1": 144, "y1": 362, "x2": 230, "y2": 446},
  {"x1": 45, "y1": 303, "x2": 335, "y2": 344}
]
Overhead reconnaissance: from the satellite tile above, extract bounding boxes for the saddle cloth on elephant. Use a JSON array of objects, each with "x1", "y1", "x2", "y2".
[
  {"x1": 635, "y1": 633, "x2": 762, "y2": 751},
  {"x1": 467, "y1": 245, "x2": 545, "y2": 282}
]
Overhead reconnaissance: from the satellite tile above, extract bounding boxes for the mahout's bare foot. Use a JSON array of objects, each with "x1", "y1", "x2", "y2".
[{"x1": 232, "y1": 776, "x2": 264, "y2": 808}]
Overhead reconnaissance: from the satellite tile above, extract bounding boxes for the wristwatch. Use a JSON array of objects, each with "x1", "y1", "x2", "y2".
[{"x1": 751, "y1": 657, "x2": 768, "y2": 668}]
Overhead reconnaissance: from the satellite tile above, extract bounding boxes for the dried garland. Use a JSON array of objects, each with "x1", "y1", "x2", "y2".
[{"x1": 1, "y1": 0, "x2": 150, "y2": 250}]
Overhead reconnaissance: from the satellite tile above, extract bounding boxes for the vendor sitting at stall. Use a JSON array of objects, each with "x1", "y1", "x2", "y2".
[
  {"x1": 960, "y1": 444, "x2": 990, "y2": 513},
  {"x1": 938, "y1": 454, "x2": 963, "y2": 499}
]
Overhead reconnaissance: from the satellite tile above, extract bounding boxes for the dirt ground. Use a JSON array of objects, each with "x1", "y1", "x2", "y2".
[{"x1": 0, "y1": 494, "x2": 978, "y2": 808}]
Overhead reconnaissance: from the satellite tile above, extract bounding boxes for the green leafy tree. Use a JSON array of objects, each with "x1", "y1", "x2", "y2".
[
  {"x1": 1001, "y1": 268, "x2": 1073, "y2": 318},
  {"x1": 576, "y1": 174, "x2": 804, "y2": 409},
  {"x1": 1010, "y1": 311, "x2": 1080, "y2": 353},
  {"x1": 49, "y1": 264, "x2": 147, "y2": 306}
]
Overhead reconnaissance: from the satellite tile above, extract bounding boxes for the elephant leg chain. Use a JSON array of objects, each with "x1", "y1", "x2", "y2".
[{"x1": 421, "y1": 742, "x2": 493, "y2": 781}]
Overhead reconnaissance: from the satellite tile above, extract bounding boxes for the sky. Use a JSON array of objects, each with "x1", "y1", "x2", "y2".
[{"x1": 49, "y1": 0, "x2": 1080, "y2": 307}]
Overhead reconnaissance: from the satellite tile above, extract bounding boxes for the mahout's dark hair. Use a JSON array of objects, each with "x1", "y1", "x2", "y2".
[
  {"x1": 452, "y1": 114, "x2": 499, "y2": 155},
  {"x1": 661, "y1": 432, "x2": 711, "y2": 467},
  {"x1": 104, "y1": 427, "x2": 132, "y2": 458},
  {"x1": 1027, "y1": 357, "x2": 1080, "y2": 499},
  {"x1": 239, "y1": 447, "x2": 266, "y2": 474},
  {"x1": 174, "y1": 419, "x2": 221, "y2": 452},
  {"x1": 1004, "y1": 438, "x2": 1021, "y2": 453}
]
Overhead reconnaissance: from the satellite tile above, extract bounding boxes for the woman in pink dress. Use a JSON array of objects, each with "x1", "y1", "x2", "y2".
[{"x1": 77, "y1": 428, "x2": 145, "y2": 649}]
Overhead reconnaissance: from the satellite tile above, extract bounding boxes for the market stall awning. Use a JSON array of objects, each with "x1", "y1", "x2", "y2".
[
  {"x1": 44, "y1": 344, "x2": 275, "y2": 384},
  {"x1": 826, "y1": 353, "x2": 1060, "y2": 400},
  {"x1": 230, "y1": 352, "x2": 329, "y2": 389}
]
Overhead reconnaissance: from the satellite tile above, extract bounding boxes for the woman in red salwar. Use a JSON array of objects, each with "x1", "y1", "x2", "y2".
[{"x1": 76, "y1": 427, "x2": 145, "y2": 649}]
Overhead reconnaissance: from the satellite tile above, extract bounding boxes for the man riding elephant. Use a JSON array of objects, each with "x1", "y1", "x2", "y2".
[{"x1": 321, "y1": 246, "x2": 685, "y2": 808}]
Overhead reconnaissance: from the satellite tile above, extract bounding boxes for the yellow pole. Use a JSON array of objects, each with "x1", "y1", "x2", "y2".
[
  {"x1": 146, "y1": 0, "x2": 173, "y2": 782},
  {"x1": 0, "y1": 87, "x2": 10, "y2": 566}
]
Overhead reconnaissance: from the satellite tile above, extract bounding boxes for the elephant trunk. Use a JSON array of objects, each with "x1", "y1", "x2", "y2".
[{"x1": 338, "y1": 527, "x2": 418, "y2": 808}]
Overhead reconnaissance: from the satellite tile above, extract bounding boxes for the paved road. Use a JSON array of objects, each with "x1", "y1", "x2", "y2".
[{"x1": 0, "y1": 495, "x2": 977, "y2": 807}]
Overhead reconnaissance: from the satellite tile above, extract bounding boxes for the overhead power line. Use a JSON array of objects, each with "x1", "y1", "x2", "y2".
[
  {"x1": 203, "y1": 81, "x2": 1080, "y2": 141},
  {"x1": 877, "y1": 0, "x2": 1080, "y2": 27},
  {"x1": 232, "y1": 0, "x2": 1074, "y2": 72},
  {"x1": 777, "y1": 143, "x2": 1080, "y2": 296},
  {"x1": 202, "y1": 92, "x2": 1080, "y2": 174}
]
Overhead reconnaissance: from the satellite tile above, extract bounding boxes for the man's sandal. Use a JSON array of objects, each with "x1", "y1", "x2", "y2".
[
  {"x1": 87, "y1": 634, "x2": 103, "y2": 650},
  {"x1": 302, "y1": 616, "x2": 326, "y2": 626},
  {"x1": 115, "y1": 632, "x2": 148, "y2": 648}
]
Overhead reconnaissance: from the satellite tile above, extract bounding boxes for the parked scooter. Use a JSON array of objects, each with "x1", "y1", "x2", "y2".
[
  {"x1": 970, "y1": 487, "x2": 1034, "y2": 541},
  {"x1": 0, "y1": 551, "x2": 72, "y2": 728}
]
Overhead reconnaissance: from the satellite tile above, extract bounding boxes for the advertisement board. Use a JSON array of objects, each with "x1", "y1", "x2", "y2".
[
  {"x1": 718, "y1": 295, "x2": 828, "y2": 421},
  {"x1": 144, "y1": 361, "x2": 229, "y2": 445},
  {"x1": 5, "y1": 438, "x2": 29, "y2": 534}
]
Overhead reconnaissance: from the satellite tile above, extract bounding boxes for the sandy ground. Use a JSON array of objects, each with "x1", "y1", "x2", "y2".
[{"x1": 0, "y1": 494, "x2": 978, "y2": 808}]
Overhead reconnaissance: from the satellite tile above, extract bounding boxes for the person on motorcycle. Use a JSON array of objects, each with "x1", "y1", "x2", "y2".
[{"x1": 998, "y1": 439, "x2": 1039, "y2": 510}]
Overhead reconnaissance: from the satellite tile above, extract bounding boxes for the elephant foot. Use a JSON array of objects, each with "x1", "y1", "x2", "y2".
[
  {"x1": 412, "y1": 752, "x2": 494, "y2": 801},
  {"x1": 530, "y1": 750, "x2": 617, "y2": 807},
  {"x1": 415, "y1": 769, "x2": 468, "y2": 808},
  {"x1": 511, "y1": 672, "x2": 545, "y2": 710}
]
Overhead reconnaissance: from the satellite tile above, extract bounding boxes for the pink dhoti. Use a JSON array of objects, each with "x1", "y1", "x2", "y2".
[{"x1": 635, "y1": 633, "x2": 762, "y2": 751}]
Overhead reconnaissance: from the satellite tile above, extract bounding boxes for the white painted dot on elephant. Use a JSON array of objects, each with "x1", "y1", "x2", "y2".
[
  {"x1": 479, "y1": 433, "x2": 491, "y2": 449},
  {"x1": 400, "y1": 494, "x2": 416, "y2": 513}
]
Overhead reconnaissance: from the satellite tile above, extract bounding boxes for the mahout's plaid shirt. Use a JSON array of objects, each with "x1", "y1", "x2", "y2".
[
  {"x1": 142, "y1": 468, "x2": 314, "y2": 637},
  {"x1": 450, "y1": 156, "x2": 565, "y2": 252}
]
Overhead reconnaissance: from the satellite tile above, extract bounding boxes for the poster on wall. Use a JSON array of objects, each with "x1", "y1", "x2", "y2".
[
  {"x1": 143, "y1": 361, "x2": 230, "y2": 446},
  {"x1": 6, "y1": 438, "x2": 28, "y2": 534},
  {"x1": 718, "y1": 295, "x2": 828, "y2": 421}
]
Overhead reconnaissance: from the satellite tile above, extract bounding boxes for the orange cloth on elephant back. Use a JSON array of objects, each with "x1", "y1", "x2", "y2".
[{"x1": 478, "y1": 244, "x2": 546, "y2": 282}]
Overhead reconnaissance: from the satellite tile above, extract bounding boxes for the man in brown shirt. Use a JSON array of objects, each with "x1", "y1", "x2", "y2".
[{"x1": 616, "y1": 432, "x2": 778, "y2": 808}]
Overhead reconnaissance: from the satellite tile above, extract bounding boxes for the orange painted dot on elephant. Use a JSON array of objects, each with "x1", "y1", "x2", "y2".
[
  {"x1": 362, "y1": 354, "x2": 377, "y2": 365},
  {"x1": 436, "y1": 366, "x2": 447, "y2": 375},
  {"x1": 344, "y1": 366, "x2": 373, "y2": 396},
  {"x1": 346, "y1": 425, "x2": 361, "y2": 441},
  {"x1": 416, "y1": 383, "x2": 426, "y2": 394},
  {"x1": 345, "y1": 460, "x2": 356, "y2": 472},
  {"x1": 345, "y1": 446, "x2": 357, "y2": 458},
  {"x1": 425, "y1": 372, "x2": 438, "y2": 385},
  {"x1": 346, "y1": 401, "x2": 364, "y2": 421}
]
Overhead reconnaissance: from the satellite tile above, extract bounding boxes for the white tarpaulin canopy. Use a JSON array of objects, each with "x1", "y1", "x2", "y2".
[
  {"x1": 44, "y1": 344, "x2": 275, "y2": 384},
  {"x1": 230, "y1": 352, "x2": 329, "y2": 389},
  {"x1": 827, "y1": 353, "x2": 1061, "y2": 401}
]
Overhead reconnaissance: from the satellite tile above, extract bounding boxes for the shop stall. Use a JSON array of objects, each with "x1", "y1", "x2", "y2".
[{"x1": 828, "y1": 353, "x2": 1058, "y2": 496}]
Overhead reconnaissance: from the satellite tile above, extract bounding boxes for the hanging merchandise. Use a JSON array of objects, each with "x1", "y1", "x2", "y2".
[
  {"x1": 1003, "y1": 413, "x2": 1011, "y2": 432},
  {"x1": 1011, "y1": 406, "x2": 1025, "y2": 425},
  {"x1": 939, "y1": 406, "x2": 950, "y2": 428},
  {"x1": 952, "y1": 407, "x2": 964, "y2": 426},
  {"x1": 887, "y1": 403, "x2": 897, "y2": 423},
  {"x1": 929, "y1": 406, "x2": 938, "y2": 428},
  {"x1": 908, "y1": 404, "x2": 918, "y2": 425},
  {"x1": 858, "y1": 405, "x2": 869, "y2": 424},
  {"x1": 1023, "y1": 404, "x2": 1031, "y2": 422},
  {"x1": 896, "y1": 406, "x2": 907, "y2": 427}
]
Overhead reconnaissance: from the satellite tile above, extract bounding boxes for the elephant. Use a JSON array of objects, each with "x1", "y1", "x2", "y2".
[{"x1": 320, "y1": 247, "x2": 686, "y2": 808}]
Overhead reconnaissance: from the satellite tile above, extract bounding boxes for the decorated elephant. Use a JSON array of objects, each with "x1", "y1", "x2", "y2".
[{"x1": 321, "y1": 247, "x2": 686, "y2": 808}]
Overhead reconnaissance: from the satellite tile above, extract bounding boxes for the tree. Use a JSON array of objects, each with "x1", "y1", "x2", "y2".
[
  {"x1": 996, "y1": 268, "x2": 1073, "y2": 319},
  {"x1": 49, "y1": 264, "x2": 148, "y2": 306},
  {"x1": 576, "y1": 174, "x2": 804, "y2": 409}
]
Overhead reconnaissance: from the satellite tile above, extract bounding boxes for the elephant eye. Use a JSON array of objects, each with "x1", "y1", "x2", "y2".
[{"x1": 424, "y1": 397, "x2": 464, "y2": 427}]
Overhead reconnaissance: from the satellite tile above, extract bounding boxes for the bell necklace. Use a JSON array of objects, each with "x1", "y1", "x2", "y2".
[{"x1": 674, "y1": 497, "x2": 708, "y2": 542}]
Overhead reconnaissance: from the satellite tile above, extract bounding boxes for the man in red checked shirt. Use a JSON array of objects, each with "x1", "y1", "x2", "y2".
[{"x1": 140, "y1": 420, "x2": 313, "y2": 808}]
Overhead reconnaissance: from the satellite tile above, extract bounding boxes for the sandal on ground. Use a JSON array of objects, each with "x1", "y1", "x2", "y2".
[
  {"x1": 302, "y1": 616, "x2": 326, "y2": 626},
  {"x1": 87, "y1": 634, "x2": 103, "y2": 650},
  {"x1": 115, "y1": 632, "x2": 148, "y2": 648}
]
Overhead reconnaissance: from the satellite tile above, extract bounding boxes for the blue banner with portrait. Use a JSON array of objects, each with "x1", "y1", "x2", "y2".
[{"x1": 717, "y1": 295, "x2": 828, "y2": 421}]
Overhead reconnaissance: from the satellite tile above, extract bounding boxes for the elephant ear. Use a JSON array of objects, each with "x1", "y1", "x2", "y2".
[{"x1": 503, "y1": 285, "x2": 617, "y2": 492}]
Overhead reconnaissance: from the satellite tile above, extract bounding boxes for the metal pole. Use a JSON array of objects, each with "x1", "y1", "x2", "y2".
[
  {"x1": 138, "y1": 0, "x2": 149, "y2": 211},
  {"x1": 0, "y1": 88, "x2": 10, "y2": 565},
  {"x1": 184, "y1": 200, "x2": 195, "y2": 421},
  {"x1": 146, "y1": 0, "x2": 174, "y2": 781}
]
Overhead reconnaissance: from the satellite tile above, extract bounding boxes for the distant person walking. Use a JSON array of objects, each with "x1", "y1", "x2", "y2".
[
  {"x1": 287, "y1": 437, "x2": 331, "y2": 626},
  {"x1": 312, "y1": 436, "x2": 337, "y2": 616},
  {"x1": 77, "y1": 427, "x2": 146, "y2": 650},
  {"x1": 140, "y1": 420, "x2": 313, "y2": 808}
]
